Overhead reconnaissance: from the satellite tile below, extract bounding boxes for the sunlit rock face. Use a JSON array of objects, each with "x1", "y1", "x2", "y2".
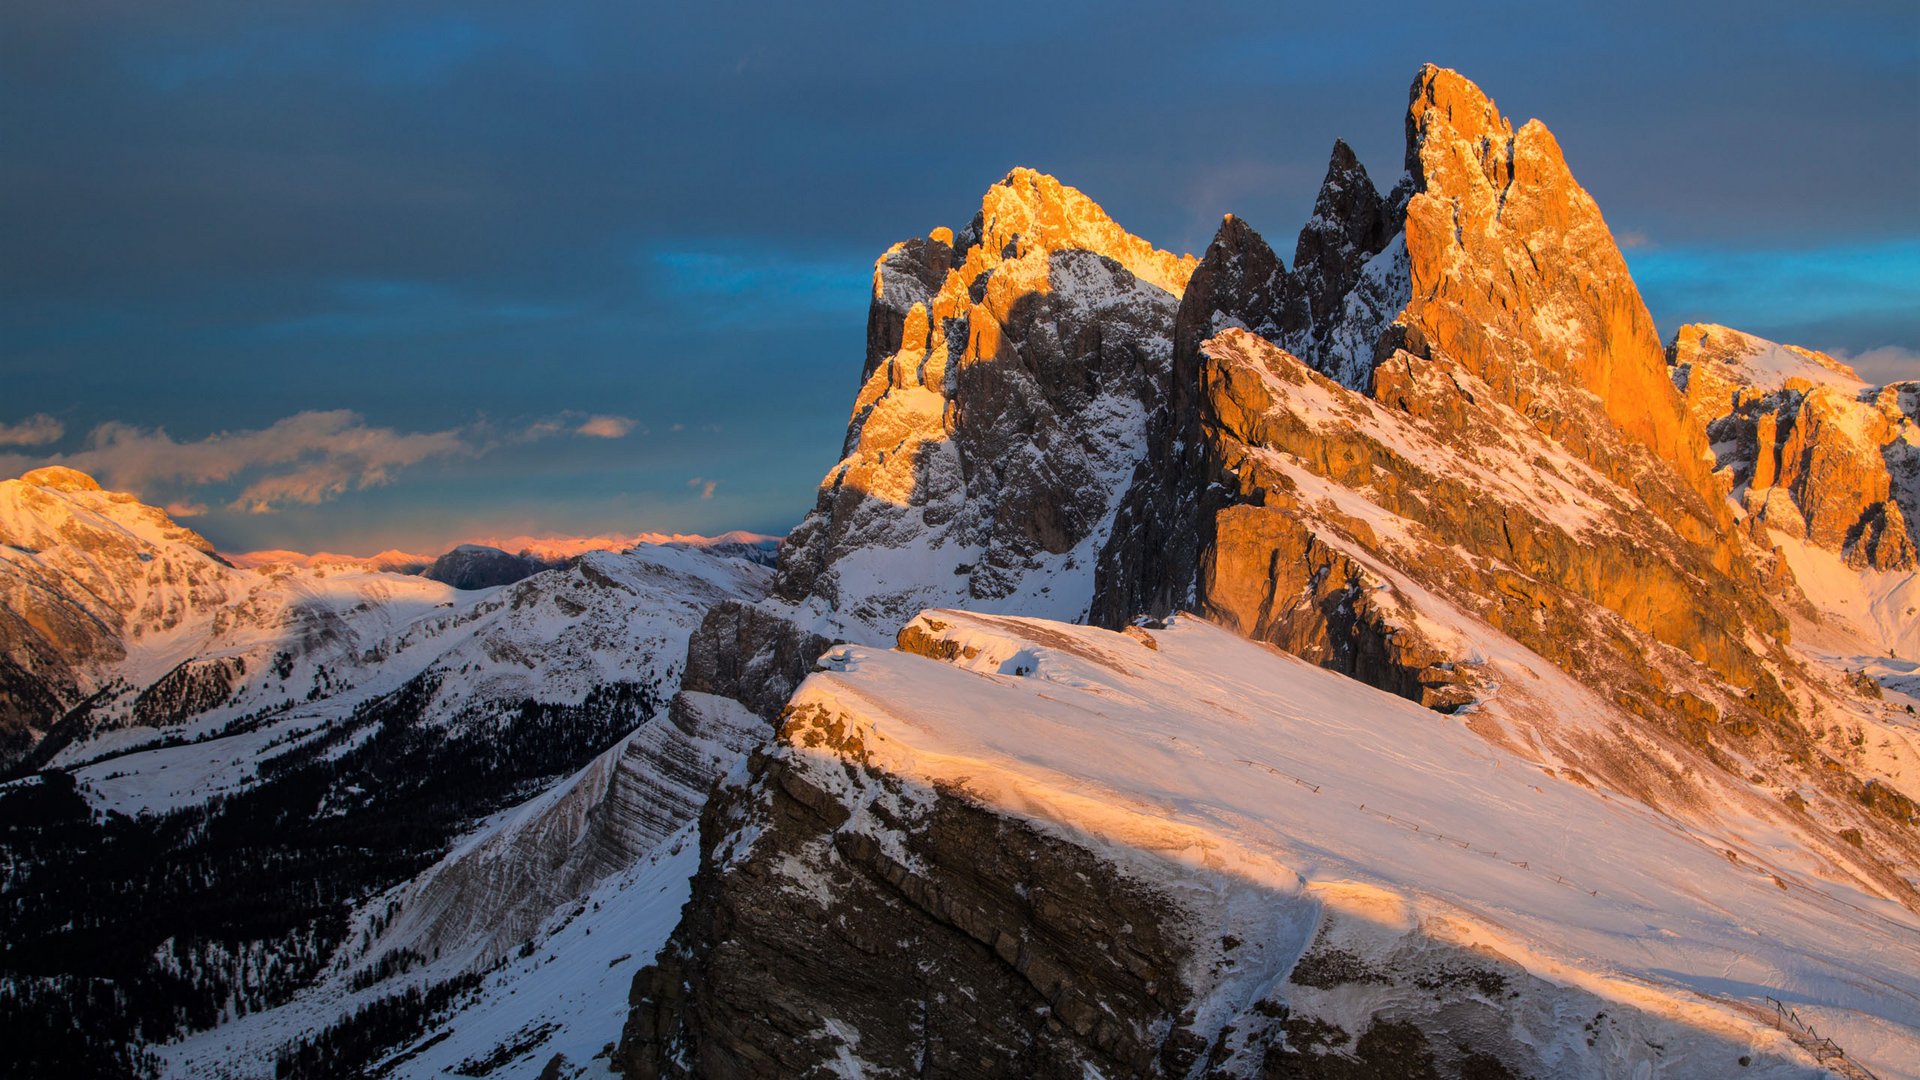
[
  {"x1": 1100, "y1": 67, "x2": 1785, "y2": 704},
  {"x1": 774, "y1": 169, "x2": 1195, "y2": 634},
  {"x1": 0, "y1": 467, "x2": 242, "y2": 764},
  {"x1": 1671, "y1": 322, "x2": 1919, "y2": 571}
]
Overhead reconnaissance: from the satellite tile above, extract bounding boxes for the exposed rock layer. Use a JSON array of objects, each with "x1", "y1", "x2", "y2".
[{"x1": 1670, "y1": 322, "x2": 1918, "y2": 571}]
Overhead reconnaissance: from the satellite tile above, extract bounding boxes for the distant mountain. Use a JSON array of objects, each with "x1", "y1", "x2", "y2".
[
  {"x1": 224, "y1": 548, "x2": 437, "y2": 574},
  {"x1": 0, "y1": 469, "x2": 774, "y2": 1076},
  {"x1": 229, "y1": 532, "x2": 783, "y2": 592}
]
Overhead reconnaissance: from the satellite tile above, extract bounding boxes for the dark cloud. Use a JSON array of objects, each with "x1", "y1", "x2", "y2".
[{"x1": 3, "y1": 1, "x2": 1915, "y2": 550}]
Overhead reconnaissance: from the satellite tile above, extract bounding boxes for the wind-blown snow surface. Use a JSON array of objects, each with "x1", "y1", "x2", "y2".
[{"x1": 792, "y1": 610, "x2": 1920, "y2": 1078}]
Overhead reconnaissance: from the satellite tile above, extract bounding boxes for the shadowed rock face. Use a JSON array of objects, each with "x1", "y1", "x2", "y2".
[
  {"x1": 619, "y1": 712, "x2": 1206, "y2": 1080},
  {"x1": 423, "y1": 544, "x2": 552, "y2": 590}
]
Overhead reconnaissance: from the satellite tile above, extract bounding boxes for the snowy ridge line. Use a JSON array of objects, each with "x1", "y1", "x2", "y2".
[{"x1": 1765, "y1": 997, "x2": 1881, "y2": 1080}]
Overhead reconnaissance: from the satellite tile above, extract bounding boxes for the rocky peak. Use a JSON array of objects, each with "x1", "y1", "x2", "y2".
[
  {"x1": 1670, "y1": 322, "x2": 1868, "y2": 430},
  {"x1": 773, "y1": 170, "x2": 1191, "y2": 633},
  {"x1": 1669, "y1": 322, "x2": 1918, "y2": 571},
  {"x1": 1396, "y1": 64, "x2": 1725, "y2": 526},
  {"x1": 1404, "y1": 64, "x2": 1513, "y2": 187},
  {"x1": 1180, "y1": 214, "x2": 1302, "y2": 361},
  {"x1": 959, "y1": 167, "x2": 1197, "y2": 298},
  {"x1": 1292, "y1": 139, "x2": 1399, "y2": 332}
]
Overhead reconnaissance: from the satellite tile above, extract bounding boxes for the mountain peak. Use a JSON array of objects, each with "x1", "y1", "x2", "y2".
[
  {"x1": 1395, "y1": 65, "x2": 1719, "y2": 513},
  {"x1": 965, "y1": 167, "x2": 1197, "y2": 298},
  {"x1": 1405, "y1": 64, "x2": 1511, "y2": 180},
  {"x1": 19, "y1": 466, "x2": 102, "y2": 493}
]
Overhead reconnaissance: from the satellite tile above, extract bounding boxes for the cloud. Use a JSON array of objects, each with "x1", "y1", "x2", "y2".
[
  {"x1": 575, "y1": 414, "x2": 636, "y2": 439},
  {"x1": 0, "y1": 408, "x2": 613, "y2": 514},
  {"x1": 687, "y1": 476, "x2": 717, "y2": 500},
  {"x1": 54, "y1": 410, "x2": 476, "y2": 513},
  {"x1": 1615, "y1": 229, "x2": 1654, "y2": 251},
  {"x1": 0, "y1": 414, "x2": 65, "y2": 447},
  {"x1": 164, "y1": 500, "x2": 210, "y2": 517},
  {"x1": 1831, "y1": 345, "x2": 1920, "y2": 386}
]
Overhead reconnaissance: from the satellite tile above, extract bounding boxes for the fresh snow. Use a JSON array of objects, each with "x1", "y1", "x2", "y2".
[{"x1": 784, "y1": 610, "x2": 1920, "y2": 1078}]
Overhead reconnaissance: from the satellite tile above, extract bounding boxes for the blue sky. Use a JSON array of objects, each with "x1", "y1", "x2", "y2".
[{"x1": 2, "y1": 1, "x2": 1915, "y2": 553}]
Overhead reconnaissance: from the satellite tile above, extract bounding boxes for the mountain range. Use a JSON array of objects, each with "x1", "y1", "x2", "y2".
[{"x1": 2, "y1": 65, "x2": 1916, "y2": 1080}]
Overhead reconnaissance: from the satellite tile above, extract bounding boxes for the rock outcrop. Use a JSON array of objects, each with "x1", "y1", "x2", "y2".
[
  {"x1": 775, "y1": 168, "x2": 1194, "y2": 633},
  {"x1": 1670, "y1": 322, "x2": 1919, "y2": 571},
  {"x1": 621, "y1": 613, "x2": 1920, "y2": 1079}
]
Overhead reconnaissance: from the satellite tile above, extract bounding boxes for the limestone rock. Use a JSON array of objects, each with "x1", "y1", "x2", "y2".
[
  {"x1": 775, "y1": 168, "x2": 1194, "y2": 635},
  {"x1": 1398, "y1": 66, "x2": 1722, "y2": 522},
  {"x1": 1669, "y1": 322, "x2": 1918, "y2": 571}
]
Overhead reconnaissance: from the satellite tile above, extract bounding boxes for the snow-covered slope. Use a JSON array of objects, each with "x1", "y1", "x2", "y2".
[
  {"x1": 0, "y1": 466, "x2": 464, "y2": 770},
  {"x1": 629, "y1": 610, "x2": 1919, "y2": 1079},
  {"x1": 163, "y1": 693, "x2": 766, "y2": 1079},
  {"x1": 0, "y1": 471, "x2": 776, "y2": 1074}
]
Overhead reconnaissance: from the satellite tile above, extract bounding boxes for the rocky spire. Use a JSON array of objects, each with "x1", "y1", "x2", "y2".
[
  {"x1": 1291, "y1": 139, "x2": 1397, "y2": 332},
  {"x1": 1394, "y1": 65, "x2": 1721, "y2": 512},
  {"x1": 1178, "y1": 213, "x2": 1303, "y2": 363}
]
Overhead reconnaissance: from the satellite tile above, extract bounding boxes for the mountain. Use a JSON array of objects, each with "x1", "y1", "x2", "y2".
[
  {"x1": 1671, "y1": 322, "x2": 1919, "y2": 576},
  {"x1": 5, "y1": 63, "x2": 1919, "y2": 1080},
  {"x1": 0, "y1": 466, "x2": 463, "y2": 773},
  {"x1": 775, "y1": 166, "x2": 1196, "y2": 635},
  {"x1": 0, "y1": 470, "x2": 773, "y2": 1076},
  {"x1": 421, "y1": 544, "x2": 554, "y2": 590},
  {"x1": 617, "y1": 66, "x2": 1920, "y2": 1080},
  {"x1": 229, "y1": 532, "x2": 782, "y2": 591},
  {"x1": 224, "y1": 549, "x2": 437, "y2": 574}
]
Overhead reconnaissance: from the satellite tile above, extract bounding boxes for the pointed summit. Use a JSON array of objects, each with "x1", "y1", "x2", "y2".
[
  {"x1": 1294, "y1": 139, "x2": 1396, "y2": 332},
  {"x1": 1394, "y1": 64, "x2": 1720, "y2": 511},
  {"x1": 1404, "y1": 63, "x2": 1511, "y2": 182},
  {"x1": 1178, "y1": 214, "x2": 1302, "y2": 366},
  {"x1": 961, "y1": 168, "x2": 1197, "y2": 298}
]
